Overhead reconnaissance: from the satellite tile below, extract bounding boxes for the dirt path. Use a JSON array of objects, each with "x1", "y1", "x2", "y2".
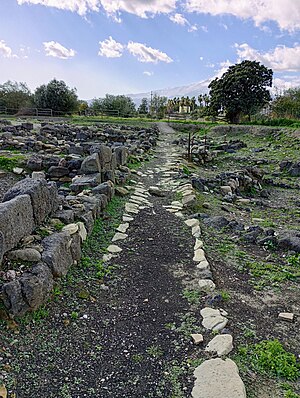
[{"x1": 2, "y1": 122, "x2": 209, "y2": 398}]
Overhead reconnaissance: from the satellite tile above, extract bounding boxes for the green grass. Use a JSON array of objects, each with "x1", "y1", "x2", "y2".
[
  {"x1": 0, "y1": 155, "x2": 25, "y2": 171},
  {"x1": 183, "y1": 289, "x2": 201, "y2": 305},
  {"x1": 237, "y1": 339, "x2": 300, "y2": 381}
]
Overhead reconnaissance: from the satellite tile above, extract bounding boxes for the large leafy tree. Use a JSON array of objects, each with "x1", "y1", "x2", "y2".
[
  {"x1": 34, "y1": 78, "x2": 78, "y2": 114},
  {"x1": 138, "y1": 98, "x2": 149, "y2": 115},
  {"x1": 208, "y1": 60, "x2": 273, "y2": 123},
  {"x1": 0, "y1": 80, "x2": 33, "y2": 111}
]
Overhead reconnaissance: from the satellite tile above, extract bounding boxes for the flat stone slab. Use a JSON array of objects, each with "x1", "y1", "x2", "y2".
[
  {"x1": 198, "y1": 279, "x2": 215, "y2": 292},
  {"x1": 192, "y1": 358, "x2": 246, "y2": 398},
  {"x1": 205, "y1": 334, "x2": 233, "y2": 356},
  {"x1": 117, "y1": 223, "x2": 129, "y2": 233},
  {"x1": 194, "y1": 239, "x2": 204, "y2": 250},
  {"x1": 112, "y1": 233, "x2": 128, "y2": 242},
  {"x1": 185, "y1": 218, "x2": 199, "y2": 228},
  {"x1": 200, "y1": 307, "x2": 228, "y2": 331},
  {"x1": 278, "y1": 312, "x2": 294, "y2": 322},
  {"x1": 193, "y1": 249, "x2": 206, "y2": 262},
  {"x1": 107, "y1": 245, "x2": 122, "y2": 254},
  {"x1": 62, "y1": 223, "x2": 79, "y2": 235},
  {"x1": 196, "y1": 260, "x2": 210, "y2": 271},
  {"x1": 191, "y1": 334, "x2": 204, "y2": 345},
  {"x1": 123, "y1": 216, "x2": 134, "y2": 222},
  {"x1": 192, "y1": 226, "x2": 201, "y2": 238}
]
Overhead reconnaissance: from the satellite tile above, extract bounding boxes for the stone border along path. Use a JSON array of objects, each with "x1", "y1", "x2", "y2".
[{"x1": 102, "y1": 122, "x2": 247, "y2": 397}]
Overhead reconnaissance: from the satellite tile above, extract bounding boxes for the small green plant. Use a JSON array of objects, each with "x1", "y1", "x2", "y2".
[
  {"x1": 182, "y1": 165, "x2": 191, "y2": 176},
  {"x1": 146, "y1": 345, "x2": 163, "y2": 358},
  {"x1": 183, "y1": 289, "x2": 201, "y2": 305},
  {"x1": 32, "y1": 306, "x2": 49, "y2": 322},
  {"x1": 238, "y1": 340, "x2": 299, "y2": 381},
  {"x1": 132, "y1": 353, "x2": 144, "y2": 363},
  {"x1": 71, "y1": 311, "x2": 79, "y2": 320},
  {"x1": 53, "y1": 221, "x2": 65, "y2": 231},
  {"x1": 287, "y1": 254, "x2": 300, "y2": 268},
  {"x1": 220, "y1": 290, "x2": 231, "y2": 302}
]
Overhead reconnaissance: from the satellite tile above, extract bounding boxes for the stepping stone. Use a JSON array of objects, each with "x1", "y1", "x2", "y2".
[
  {"x1": 112, "y1": 233, "x2": 128, "y2": 242},
  {"x1": 192, "y1": 226, "x2": 201, "y2": 238},
  {"x1": 117, "y1": 223, "x2": 129, "y2": 233},
  {"x1": 102, "y1": 253, "x2": 113, "y2": 262},
  {"x1": 185, "y1": 218, "x2": 199, "y2": 228},
  {"x1": 182, "y1": 194, "x2": 196, "y2": 207},
  {"x1": 205, "y1": 334, "x2": 233, "y2": 356},
  {"x1": 123, "y1": 216, "x2": 134, "y2": 222},
  {"x1": 149, "y1": 186, "x2": 166, "y2": 197},
  {"x1": 175, "y1": 212, "x2": 184, "y2": 218},
  {"x1": 193, "y1": 249, "x2": 206, "y2": 262},
  {"x1": 194, "y1": 239, "x2": 204, "y2": 250},
  {"x1": 125, "y1": 204, "x2": 139, "y2": 214},
  {"x1": 196, "y1": 260, "x2": 210, "y2": 271},
  {"x1": 198, "y1": 279, "x2": 215, "y2": 292},
  {"x1": 192, "y1": 358, "x2": 246, "y2": 398},
  {"x1": 107, "y1": 245, "x2": 122, "y2": 254},
  {"x1": 200, "y1": 307, "x2": 228, "y2": 331}
]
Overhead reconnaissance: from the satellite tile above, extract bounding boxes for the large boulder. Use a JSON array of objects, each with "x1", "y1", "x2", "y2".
[
  {"x1": 80, "y1": 153, "x2": 101, "y2": 175},
  {"x1": 3, "y1": 178, "x2": 58, "y2": 225},
  {"x1": 0, "y1": 195, "x2": 35, "y2": 253},
  {"x1": 98, "y1": 145, "x2": 112, "y2": 172},
  {"x1": 92, "y1": 182, "x2": 115, "y2": 201},
  {"x1": 70, "y1": 173, "x2": 101, "y2": 193},
  {"x1": 42, "y1": 232, "x2": 73, "y2": 277},
  {"x1": 278, "y1": 230, "x2": 300, "y2": 253},
  {"x1": 2, "y1": 263, "x2": 53, "y2": 317}
]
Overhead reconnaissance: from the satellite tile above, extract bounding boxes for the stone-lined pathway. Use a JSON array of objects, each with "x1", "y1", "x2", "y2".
[
  {"x1": 103, "y1": 122, "x2": 246, "y2": 397},
  {"x1": 2, "y1": 122, "x2": 247, "y2": 397}
]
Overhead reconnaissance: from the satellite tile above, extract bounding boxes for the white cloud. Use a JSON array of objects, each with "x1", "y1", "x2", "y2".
[
  {"x1": 188, "y1": 24, "x2": 198, "y2": 32},
  {"x1": 235, "y1": 43, "x2": 300, "y2": 71},
  {"x1": 143, "y1": 71, "x2": 154, "y2": 76},
  {"x1": 127, "y1": 42, "x2": 173, "y2": 63},
  {"x1": 200, "y1": 25, "x2": 208, "y2": 32},
  {"x1": 0, "y1": 40, "x2": 13, "y2": 58},
  {"x1": 18, "y1": 0, "x2": 177, "y2": 18},
  {"x1": 43, "y1": 41, "x2": 76, "y2": 59},
  {"x1": 98, "y1": 36, "x2": 124, "y2": 58},
  {"x1": 169, "y1": 13, "x2": 188, "y2": 26},
  {"x1": 185, "y1": 0, "x2": 300, "y2": 31}
]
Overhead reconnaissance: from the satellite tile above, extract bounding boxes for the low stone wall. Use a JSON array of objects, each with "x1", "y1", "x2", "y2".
[{"x1": 0, "y1": 127, "x2": 158, "y2": 317}]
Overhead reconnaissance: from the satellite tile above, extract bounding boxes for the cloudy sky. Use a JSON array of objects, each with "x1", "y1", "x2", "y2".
[{"x1": 1, "y1": 0, "x2": 300, "y2": 99}]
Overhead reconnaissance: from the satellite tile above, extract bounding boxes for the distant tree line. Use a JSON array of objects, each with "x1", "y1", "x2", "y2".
[{"x1": 0, "y1": 61, "x2": 300, "y2": 122}]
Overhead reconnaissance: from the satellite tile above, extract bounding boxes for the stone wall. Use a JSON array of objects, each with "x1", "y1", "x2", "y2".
[{"x1": 0, "y1": 124, "x2": 159, "y2": 317}]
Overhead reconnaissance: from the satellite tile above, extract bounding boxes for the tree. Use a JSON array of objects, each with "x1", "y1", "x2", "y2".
[
  {"x1": 78, "y1": 100, "x2": 89, "y2": 115},
  {"x1": 0, "y1": 80, "x2": 33, "y2": 112},
  {"x1": 272, "y1": 88, "x2": 300, "y2": 119},
  {"x1": 138, "y1": 98, "x2": 149, "y2": 115},
  {"x1": 34, "y1": 78, "x2": 78, "y2": 114},
  {"x1": 150, "y1": 94, "x2": 167, "y2": 118},
  {"x1": 91, "y1": 95, "x2": 136, "y2": 117},
  {"x1": 208, "y1": 60, "x2": 273, "y2": 123}
]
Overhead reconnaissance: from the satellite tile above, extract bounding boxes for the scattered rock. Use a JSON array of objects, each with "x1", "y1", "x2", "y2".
[
  {"x1": 198, "y1": 279, "x2": 215, "y2": 292},
  {"x1": 205, "y1": 334, "x2": 233, "y2": 356},
  {"x1": 201, "y1": 307, "x2": 228, "y2": 331},
  {"x1": 7, "y1": 248, "x2": 42, "y2": 262},
  {"x1": 107, "y1": 245, "x2": 122, "y2": 254},
  {"x1": 278, "y1": 312, "x2": 294, "y2": 322},
  {"x1": 191, "y1": 334, "x2": 204, "y2": 345}
]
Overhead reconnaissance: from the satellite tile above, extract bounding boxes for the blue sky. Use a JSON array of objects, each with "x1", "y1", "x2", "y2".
[{"x1": 0, "y1": 0, "x2": 300, "y2": 99}]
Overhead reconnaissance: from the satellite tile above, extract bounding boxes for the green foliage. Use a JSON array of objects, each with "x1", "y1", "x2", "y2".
[
  {"x1": 34, "y1": 78, "x2": 78, "y2": 114},
  {"x1": 183, "y1": 289, "x2": 201, "y2": 305},
  {"x1": 182, "y1": 165, "x2": 191, "y2": 175},
  {"x1": 150, "y1": 94, "x2": 168, "y2": 118},
  {"x1": 272, "y1": 88, "x2": 300, "y2": 119},
  {"x1": 138, "y1": 98, "x2": 149, "y2": 115},
  {"x1": 0, "y1": 155, "x2": 24, "y2": 171},
  {"x1": 209, "y1": 60, "x2": 273, "y2": 123},
  {"x1": 70, "y1": 311, "x2": 79, "y2": 320},
  {"x1": 91, "y1": 94, "x2": 136, "y2": 117},
  {"x1": 238, "y1": 340, "x2": 299, "y2": 381},
  {"x1": 0, "y1": 80, "x2": 33, "y2": 112},
  {"x1": 146, "y1": 345, "x2": 163, "y2": 358},
  {"x1": 244, "y1": 118, "x2": 300, "y2": 128}
]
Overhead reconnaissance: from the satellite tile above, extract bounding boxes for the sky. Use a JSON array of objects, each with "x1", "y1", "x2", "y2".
[{"x1": 0, "y1": 0, "x2": 300, "y2": 99}]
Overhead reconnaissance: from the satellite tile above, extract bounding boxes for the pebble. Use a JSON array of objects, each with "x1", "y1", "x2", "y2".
[
  {"x1": 278, "y1": 312, "x2": 294, "y2": 322},
  {"x1": 191, "y1": 334, "x2": 204, "y2": 345}
]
